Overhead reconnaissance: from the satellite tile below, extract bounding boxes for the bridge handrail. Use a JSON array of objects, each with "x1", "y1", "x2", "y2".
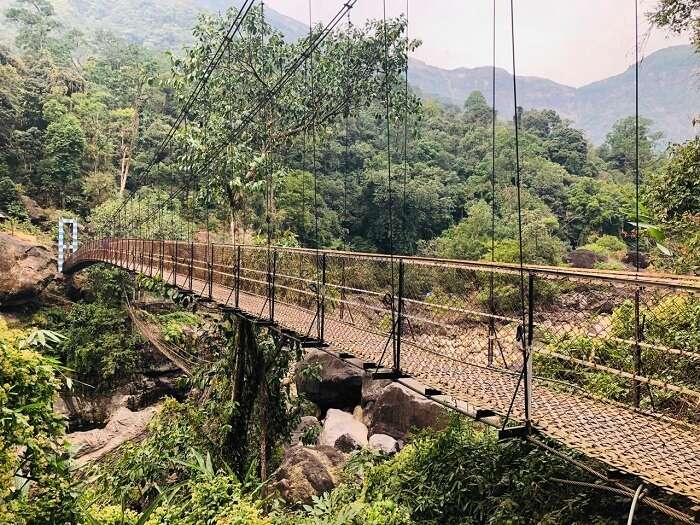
[{"x1": 87, "y1": 237, "x2": 700, "y2": 292}]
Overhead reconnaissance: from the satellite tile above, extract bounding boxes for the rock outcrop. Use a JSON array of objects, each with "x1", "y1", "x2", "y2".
[
  {"x1": 0, "y1": 233, "x2": 55, "y2": 306},
  {"x1": 564, "y1": 249, "x2": 600, "y2": 269},
  {"x1": 67, "y1": 405, "x2": 159, "y2": 465},
  {"x1": 271, "y1": 445, "x2": 347, "y2": 505},
  {"x1": 368, "y1": 433, "x2": 400, "y2": 454},
  {"x1": 20, "y1": 196, "x2": 49, "y2": 226},
  {"x1": 364, "y1": 382, "x2": 448, "y2": 439},
  {"x1": 295, "y1": 350, "x2": 363, "y2": 410},
  {"x1": 319, "y1": 408, "x2": 368, "y2": 452}
]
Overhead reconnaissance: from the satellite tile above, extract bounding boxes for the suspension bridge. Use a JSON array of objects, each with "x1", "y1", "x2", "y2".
[{"x1": 60, "y1": 0, "x2": 700, "y2": 522}]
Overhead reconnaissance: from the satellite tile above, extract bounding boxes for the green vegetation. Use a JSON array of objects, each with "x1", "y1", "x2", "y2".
[
  {"x1": 34, "y1": 265, "x2": 142, "y2": 393},
  {"x1": 0, "y1": 320, "x2": 77, "y2": 525},
  {"x1": 79, "y1": 410, "x2": 677, "y2": 524},
  {"x1": 1, "y1": 1, "x2": 699, "y2": 523}
]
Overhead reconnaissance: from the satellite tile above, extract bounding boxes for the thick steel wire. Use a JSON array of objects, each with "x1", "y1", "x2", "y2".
[
  {"x1": 108, "y1": 0, "x2": 255, "y2": 232},
  {"x1": 122, "y1": 0, "x2": 358, "y2": 249}
]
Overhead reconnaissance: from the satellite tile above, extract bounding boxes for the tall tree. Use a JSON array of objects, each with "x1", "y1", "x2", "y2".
[
  {"x1": 171, "y1": 6, "x2": 418, "y2": 244},
  {"x1": 598, "y1": 116, "x2": 661, "y2": 175}
]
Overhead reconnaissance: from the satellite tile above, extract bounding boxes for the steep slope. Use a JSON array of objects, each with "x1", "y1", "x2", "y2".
[{"x1": 0, "y1": 0, "x2": 307, "y2": 49}]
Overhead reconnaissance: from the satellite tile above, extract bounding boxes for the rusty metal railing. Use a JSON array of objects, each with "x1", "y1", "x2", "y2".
[{"x1": 65, "y1": 238, "x2": 700, "y2": 427}]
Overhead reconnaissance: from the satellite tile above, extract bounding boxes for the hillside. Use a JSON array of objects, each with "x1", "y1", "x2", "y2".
[
  {"x1": 1, "y1": 0, "x2": 698, "y2": 143},
  {"x1": 410, "y1": 45, "x2": 700, "y2": 144},
  {"x1": 0, "y1": 0, "x2": 306, "y2": 48}
]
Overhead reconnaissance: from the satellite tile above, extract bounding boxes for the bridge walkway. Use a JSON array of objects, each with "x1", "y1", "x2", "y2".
[{"x1": 64, "y1": 241, "x2": 700, "y2": 512}]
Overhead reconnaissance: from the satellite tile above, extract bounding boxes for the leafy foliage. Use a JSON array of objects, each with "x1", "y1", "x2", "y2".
[{"x1": 0, "y1": 319, "x2": 76, "y2": 525}]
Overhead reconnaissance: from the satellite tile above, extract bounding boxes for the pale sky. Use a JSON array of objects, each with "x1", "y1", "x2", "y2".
[{"x1": 266, "y1": 0, "x2": 691, "y2": 87}]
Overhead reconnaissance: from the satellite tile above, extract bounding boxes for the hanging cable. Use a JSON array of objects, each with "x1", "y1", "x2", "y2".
[
  {"x1": 125, "y1": 1, "x2": 358, "y2": 238},
  {"x1": 308, "y1": 0, "x2": 322, "y2": 340},
  {"x1": 401, "y1": 0, "x2": 409, "y2": 253},
  {"x1": 111, "y1": 0, "x2": 255, "y2": 228},
  {"x1": 343, "y1": 10, "x2": 352, "y2": 251},
  {"x1": 383, "y1": 0, "x2": 398, "y2": 369},
  {"x1": 508, "y1": 0, "x2": 531, "y2": 426},
  {"x1": 488, "y1": 0, "x2": 497, "y2": 368},
  {"x1": 634, "y1": 0, "x2": 640, "y2": 272}
]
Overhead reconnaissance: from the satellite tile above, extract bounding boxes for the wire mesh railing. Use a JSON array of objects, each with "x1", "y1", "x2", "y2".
[{"x1": 65, "y1": 239, "x2": 700, "y2": 427}]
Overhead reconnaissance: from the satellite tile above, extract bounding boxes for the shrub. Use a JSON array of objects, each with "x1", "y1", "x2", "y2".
[
  {"x1": 0, "y1": 321, "x2": 76, "y2": 525},
  {"x1": 92, "y1": 398, "x2": 212, "y2": 509},
  {"x1": 0, "y1": 176, "x2": 28, "y2": 221},
  {"x1": 144, "y1": 475, "x2": 269, "y2": 525},
  {"x1": 57, "y1": 302, "x2": 142, "y2": 391},
  {"x1": 581, "y1": 234, "x2": 627, "y2": 260}
]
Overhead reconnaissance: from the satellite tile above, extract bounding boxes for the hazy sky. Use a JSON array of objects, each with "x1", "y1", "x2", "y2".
[{"x1": 265, "y1": 0, "x2": 691, "y2": 87}]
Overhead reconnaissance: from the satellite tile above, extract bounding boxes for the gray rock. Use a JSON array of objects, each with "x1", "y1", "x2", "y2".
[
  {"x1": 364, "y1": 383, "x2": 448, "y2": 439},
  {"x1": 67, "y1": 405, "x2": 158, "y2": 465},
  {"x1": 0, "y1": 233, "x2": 55, "y2": 306},
  {"x1": 368, "y1": 433, "x2": 400, "y2": 454},
  {"x1": 295, "y1": 350, "x2": 363, "y2": 410},
  {"x1": 564, "y1": 249, "x2": 601, "y2": 269},
  {"x1": 362, "y1": 375, "x2": 392, "y2": 405},
  {"x1": 271, "y1": 445, "x2": 347, "y2": 505},
  {"x1": 290, "y1": 416, "x2": 321, "y2": 446},
  {"x1": 319, "y1": 408, "x2": 368, "y2": 452}
]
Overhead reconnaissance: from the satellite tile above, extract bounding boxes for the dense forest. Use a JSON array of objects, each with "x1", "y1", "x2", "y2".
[{"x1": 1, "y1": 0, "x2": 700, "y2": 524}]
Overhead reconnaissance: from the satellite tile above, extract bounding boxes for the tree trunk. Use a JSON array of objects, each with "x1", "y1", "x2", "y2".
[{"x1": 119, "y1": 97, "x2": 142, "y2": 195}]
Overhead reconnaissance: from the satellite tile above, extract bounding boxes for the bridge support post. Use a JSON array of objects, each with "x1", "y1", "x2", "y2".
[
  {"x1": 395, "y1": 259, "x2": 405, "y2": 377},
  {"x1": 525, "y1": 272, "x2": 534, "y2": 428},
  {"x1": 270, "y1": 250, "x2": 277, "y2": 322},
  {"x1": 208, "y1": 243, "x2": 214, "y2": 300},
  {"x1": 320, "y1": 253, "x2": 326, "y2": 344},
  {"x1": 633, "y1": 287, "x2": 643, "y2": 408},
  {"x1": 235, "y1": 246, "x2": 241, "y2": 308},
  {"x1": 149, "y1": 239, "x2": 154, "y2": 277},
  {"x1": 173, "y1": 240, "x2": 178, "y2": 287},
  {"x1": 189, "y1": 241, "x2": 194, "y2": 291}
]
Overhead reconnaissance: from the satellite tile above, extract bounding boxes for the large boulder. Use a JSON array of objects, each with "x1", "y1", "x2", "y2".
[
  {"x1": 319, "y1": 408, "x2": 368, "y2": 452},
  {"x1": 368, "y1": 433, "x2": 400, "y2": 454},
  {"x1": 364, "y1": 383, "x2": 448, "y2": 439},
  {"x1": 67, "y1": 405, "x2": 159, "y2": 465},
  {"x1": 20, "y1": 196, "x2": 49, "y2": 226},
  {"x1": 271, "y1": 445, "x2": 347, "y2": 505},
  {"x1": 295, "y1": 350, "x2": 363, "y2": 410},
  {"x1": 564, "y1": 249, "x2": 600, "y2": 269},
  {"x1": 623, "y1": 251, "x2": 651, "y2": 269},
  {"x1": 0, "y1": 233, "x2": 55, "y2": 307},
  {"x1": 362, "y1": 375, "x2": 392, "y2": 405}
]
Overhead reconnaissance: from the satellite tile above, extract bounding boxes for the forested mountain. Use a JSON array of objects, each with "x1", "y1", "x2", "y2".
[
  {"x1": 1, "y1": 0, "x2": 697, "y2": 143},
  {"x1": 0, "y1": 0, "x2": 306, "y2": 48},
  {"x1": 409, "y1": 45, "x2": 700, "y2": 144}
]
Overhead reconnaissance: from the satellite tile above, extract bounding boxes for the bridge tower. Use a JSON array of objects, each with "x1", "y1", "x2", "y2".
[{"x1": 57, "y1": 217, "x2": 78, "y2": 273}]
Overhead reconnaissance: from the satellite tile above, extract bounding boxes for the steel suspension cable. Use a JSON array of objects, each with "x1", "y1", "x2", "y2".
[
  {"x1": 124, "y1": 0, "x2": 358, "y2": 240},
  {"x1": 108, "y1": 0, "x2": 255, "y2": 230},
  {"x1": 488, "y1": 0, "x2": 497, "y2": 368},
  {"x1": 308, "y1": 0, "x2": 321, "y2": 339},
  {"x1": 499, "y1": 0, "x2": 531, "y2": 429},
  {"x1": 634, "y1": 0, "x2": 640, "y2": 272},
  {"x1": 383, "y1": 0, "x2": 398, "y2": 368},
  {"x1": 401, "y1": 0, "x2": 409, "y2": 252}
]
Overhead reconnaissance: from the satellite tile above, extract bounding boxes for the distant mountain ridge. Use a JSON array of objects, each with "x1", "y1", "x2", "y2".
[
  {"x1": 408, "y1": 45, "x2": 700, "y2": 144},
  {"x1": 1, "y1": 0, "x2": 698, "y2": 143}
]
